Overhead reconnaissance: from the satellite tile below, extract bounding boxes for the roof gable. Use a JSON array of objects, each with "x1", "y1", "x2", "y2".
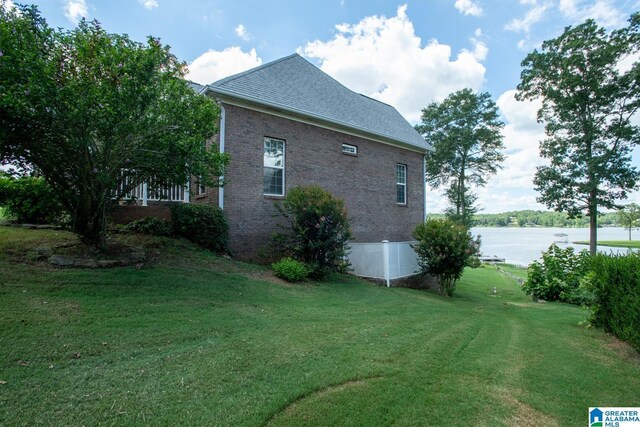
[{"x1": 206, "y1": 54, "x2": 429, "y2": 152}]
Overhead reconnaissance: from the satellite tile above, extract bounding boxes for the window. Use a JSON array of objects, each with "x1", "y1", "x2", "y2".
[
  {"x1": 396, "y1": 164, "x2": 407, "y2": 205},
  {"x1": 264, "y1": 137, "x2": 285, "y2": 195},
  {"x1": 342, "y1": 143, "x2": 358, "y2": 155},
  {"x1": 195, "y1": 176, "x2": 206, "y2": 196}
]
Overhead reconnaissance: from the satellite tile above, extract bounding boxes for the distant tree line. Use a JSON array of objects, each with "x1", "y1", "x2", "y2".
[{"x1": 428, "y1": 210, "x2": 618, "y2": 228}]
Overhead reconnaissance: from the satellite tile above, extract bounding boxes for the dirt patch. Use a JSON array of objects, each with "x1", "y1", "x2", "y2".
[
  {"x1": 29, "y1": 298, "x2": 82, "y2": 322},
  {"x1": 505, "y1": 302, "x2": 550, "y2": 309},
  {"x1": 500, "y1": 392, "x2": 558, "y2": 427},
  {"x1": 245, "y1": 270, "x2": 302, "y2": 287},
  {"x1": 394, "y1": 274, "x2": 438, "y2": 290},
  {"x1": 605, "y1": 336, "x2": 640, "y2": 365}
]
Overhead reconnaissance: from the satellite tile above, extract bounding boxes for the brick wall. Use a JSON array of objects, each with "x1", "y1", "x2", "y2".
[
  {"x1": 195, "y1": 103, "x2": 425, "y2": 261},
  {"x1": 109, "y1": 202, "x2": 176, "y2": 224}
]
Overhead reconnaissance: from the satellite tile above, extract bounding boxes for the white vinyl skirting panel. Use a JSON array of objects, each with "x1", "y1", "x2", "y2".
[{"x1": 348, "y1": 240, "x2": 420, "y2": 287}]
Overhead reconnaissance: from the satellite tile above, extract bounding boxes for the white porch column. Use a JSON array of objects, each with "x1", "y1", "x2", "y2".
[
  {"x1": 142, "y1": 182, "x2": 148, "y2": 206},
  {"x1": 383, "y1": 240, "x2": 390, "y2": 287}
]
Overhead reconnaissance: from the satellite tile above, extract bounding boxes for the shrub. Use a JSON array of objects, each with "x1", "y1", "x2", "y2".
[
  {"x1": 522, "y1": 244, "x2": 592, "y2": 304},
  {"x1": 0, "y1": 173, "x2": 65, "y2": 224},
  {"x1": 583, "y1": 253, "x2": 640, "y2": 352},
  {"x1": 170, "y1": 204, "x2": 228, "y2": 253},
  {"x1": 122, "y1": 217, "x2": 172, "y2": 236},
  {"x1": 272, "y1": 257, "x2": 309, "y2": 282},
  {"x1": 412, "y1": 218, "x2": 480, "y2": 296},
  {"x1": 276, "y1": 186, "x2": 352, "y2": 279}
]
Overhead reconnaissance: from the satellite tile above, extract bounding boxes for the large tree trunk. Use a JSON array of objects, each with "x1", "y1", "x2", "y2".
[
  {"x1": 589, "y1": 199, "x2": 597, "y2": 256},
  {"x1": 72, "y1": 190, "x2": 107, "y2": 250},
  {"x1": 459, "y1": 163, "x2": 466, "y2": 221}
]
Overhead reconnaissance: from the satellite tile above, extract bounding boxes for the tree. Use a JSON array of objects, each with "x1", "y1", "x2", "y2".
[
  {"x1": 416, "y1": 89, "x2": 505, "y2": 228},
  {"x1": 516, "y1": 15, "x2": 640, "y2": 255},
  {"x1": 617, "y1": 203, "x2": 640, "y2": 240},
  {"x1": 276, "y1": 186, "x2": 352, "y2": 279},
  {"x1": 0, "y1": 4, "x2": 228, "y2": 247},
  {"x1": 412, "y1": 218, "x2": 480, "y2": 296}
]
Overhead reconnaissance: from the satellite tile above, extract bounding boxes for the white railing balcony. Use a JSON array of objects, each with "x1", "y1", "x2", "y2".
[{"x1": 117, "y1": 173, "x2": 190, "y2": 205}]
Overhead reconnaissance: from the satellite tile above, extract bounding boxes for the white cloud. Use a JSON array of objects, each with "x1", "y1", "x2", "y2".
[
  {"x1": 475, "y1": 188, "x2": 544, "y2": 213},
  {"x1": 618, "y1": 52, "x2": 640, "y2": 74},
  {"x1": 139, "y1": 0, "x2": 158, "y2": 10},
  {"x1": 234, "y1": 24, "x2": 251, "y2": 41},
  {"x1": 454, "y1": 0, "x2": 483, "y2": 17},
  {"x1": 64, "y1": 0, "x2": 88, "y2": 24},
  {"x1": 2, "y1": 0, "x2": 15, "y2": 11},
  {"x1": 559, "y1": 0, "x2": 625, "y2": 28},
  {"x1": 186, "y1": 47, "x2": 262, "y2": 85},
  {"x1": 505, "y1": 1, "x2": 550, "y2": 33},
  {"x1": 468, "y1": 29, "x2": 488, "y2": 61},
  {"x1": 299, "y1": 4, "x2": 486, "y2": 123}
]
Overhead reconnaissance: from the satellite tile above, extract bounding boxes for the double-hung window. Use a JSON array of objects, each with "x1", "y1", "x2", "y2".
[
  {"x1": 396, "y1": 164, "x2": 407, "y2": 205},
  {"x1": 264, "y1": 137, "x2": 285, "y2": 196}
]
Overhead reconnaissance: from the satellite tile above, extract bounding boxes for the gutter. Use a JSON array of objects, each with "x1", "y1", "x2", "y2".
[
  {"x1": 218, "y1": 103, "x2": 226, "y2": 210},
  {"x1": 423, "y1": 153, "x2": 427, "y2": 222}
]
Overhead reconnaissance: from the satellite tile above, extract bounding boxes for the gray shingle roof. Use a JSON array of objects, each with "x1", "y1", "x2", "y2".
[
  {"x1": 186, "y1": 80, "x2": 206, "y2": 94},
  {"x1": 205, "y1": 54, "x2": 429, "y2": 152}
]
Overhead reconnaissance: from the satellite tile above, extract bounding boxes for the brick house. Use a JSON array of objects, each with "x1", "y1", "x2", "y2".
[
  {"x1": 113, "y1": 53, "x2": 431, "y2": 266},
  {"x1": 191, "y1": 54, "x2": 431, "y2": 260}
]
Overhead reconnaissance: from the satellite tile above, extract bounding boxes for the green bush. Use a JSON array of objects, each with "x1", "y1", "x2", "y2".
[
  {"x1": 122, "y1": 217, "x2": 172, "y2": 236},
  {"x1": 0, "y1": 173, "x2": 65, "y2": 224},
  {"x1": 170, "y1": 204, "x2": 228, "y2": 253},
  {"x1": 583, "y1": 253, "x2": 640, "y2": 352},
  {"x1": 276, "y1": 186, "x2": 352, "y2": 279},
  {"x1": 272, "y1": 257, "x2": 309, "y2": 282},
  {"x1": 522, "y1": 244, "x2": 592, "y2": 304},
  {"x1": 412, "y1": 219, "x2": 480, "y2": 296}
]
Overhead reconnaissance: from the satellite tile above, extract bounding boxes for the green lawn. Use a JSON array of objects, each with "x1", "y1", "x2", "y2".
[
  {"x1": 1, "y1": 227, "x2": 639, "y2": 426},
  {"x1": 573, "y1": 240, "x2": 640, "y2": 248}
]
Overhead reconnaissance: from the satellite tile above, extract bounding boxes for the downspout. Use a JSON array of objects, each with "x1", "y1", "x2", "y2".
[
  {"x1": 423, "y1": 153, "x2": 427, "y2": 222},
  {"x1": 218, "y1": 103, "x2": 226, "y2": 210}
]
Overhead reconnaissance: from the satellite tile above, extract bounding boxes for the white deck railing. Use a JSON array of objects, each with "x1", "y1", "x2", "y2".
[
  {"x1": 118, "y1": 174, "x2": 190, "y2": 205},
  {"x1": 348, "y1": 240, "x2": 420, "y2": 287}
]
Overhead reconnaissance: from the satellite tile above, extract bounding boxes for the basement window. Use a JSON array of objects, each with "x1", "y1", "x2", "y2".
[{"x1": 341, "y1": 143, "x2": 358, "y2": 156}]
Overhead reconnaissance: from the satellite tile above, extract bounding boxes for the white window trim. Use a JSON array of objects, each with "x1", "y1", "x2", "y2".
[
  {"x1": 397, "y1": 164, "x2": 407, "y2": 205},
  {"x1": 264, "y1": 137, "x2": 285, "y2": 196},
  {"x1": 342, "y1": 143, "x2": 358, "y2": 155}
]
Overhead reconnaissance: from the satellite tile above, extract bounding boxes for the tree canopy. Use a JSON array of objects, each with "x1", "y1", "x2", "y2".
[
  {"x1": 416, "y1": 88, "x2": 505, "y2": 228},
  {"x1": 617, "y1": 203, "x2": 640, "y2": 240},
  {"x1": 0, "y1": 4, "x2": 228, "y2": 246},
  {"x1": 516, "y1": 14, "x2": 640, "y2": 254},
  {"x1": 428, "y1": 209, "x2": 619, "y2": 228}
]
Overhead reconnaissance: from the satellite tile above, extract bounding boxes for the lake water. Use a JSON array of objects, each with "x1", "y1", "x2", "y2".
[{"x1": 471, "y1": 227, "x2": 638, "y2": 266}]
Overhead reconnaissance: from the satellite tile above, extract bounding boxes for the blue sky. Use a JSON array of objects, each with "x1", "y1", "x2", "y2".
[{"x1": 15, "y1": 0, "x2": 640, "y2": 213}]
